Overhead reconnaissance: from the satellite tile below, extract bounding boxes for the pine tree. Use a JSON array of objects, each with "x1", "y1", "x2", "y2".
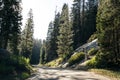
[
  {"x1": 0, "y1": 0, "x2": 22, "y2": 54},
  {"x1": 45, "y1": 13, "x2": 60, "y2": 62},
  {"x1": 20, "y1": 9, "x2": 34, "y2": 59},
  {"x1": 83, "y1": 0, "x2": 98, "y2": 42},
  {"x1": 52, "y1": 12, "x2": 60, "y2": 58},
  {"x1": 71, "y1": 0, "x2": 98, "y2": 49},
  {"x1": 72, "y1": 0, "x2": 82, "y2": 50},
  {"x1": 40, "y1": 40, "x2": 46, "y2": 64},
  {"x1": 46, "y1": 21, "x2": 54, "y2": 42},
  {"x1": 46, "y1": 21, "x2": 54, "y2": 62},
  {"x1": 96, "y1": 0, "x2": 120, "y2": 67},
  {"x1": 57, "y1": 4, "x2": 73, "y2": 60}
]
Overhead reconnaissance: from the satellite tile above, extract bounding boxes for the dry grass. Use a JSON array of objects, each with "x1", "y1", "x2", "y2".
[{"x1": 89, "y1": 69, "x2": 120, "y2": 80}]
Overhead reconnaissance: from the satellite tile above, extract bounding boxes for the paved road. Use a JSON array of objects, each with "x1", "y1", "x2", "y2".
[{"x1": 26, "y1": 67, "x2": 110, "y2": 80}]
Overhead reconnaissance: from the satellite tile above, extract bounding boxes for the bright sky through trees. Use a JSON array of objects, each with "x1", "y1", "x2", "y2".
[{"x1": 22, "y1": 0, "x2": 73, "y2": 40}]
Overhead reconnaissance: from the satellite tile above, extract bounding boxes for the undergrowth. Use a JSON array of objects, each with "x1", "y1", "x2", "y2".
[{"x1": 45, "y1": 58, "x2": 63, "y2": 67}]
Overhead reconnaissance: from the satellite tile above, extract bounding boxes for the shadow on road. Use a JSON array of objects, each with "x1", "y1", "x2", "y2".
[
  {"x1": 38, "y1": 78, "x2": 59, "y2": 80},
  {"x1": 39, "y1": 66, "x2": 88, "y2": 72},
  {"x1": 27, "y1": 66, "x2": 110, "y2": 80}
]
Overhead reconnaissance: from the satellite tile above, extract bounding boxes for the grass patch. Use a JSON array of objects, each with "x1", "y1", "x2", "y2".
[
  {"x1": 89, "y1": 69, "x2": 120, "y2": 80},
  {"x1": 45, "y1": 58, "x2": 63, "y2": 67},
  {"x1": 68, "y1": 52, "x2": 85, "y2": 66},
  {"x1": 86, "y1": 56, "x2": 98, "y2": 68},
  {"x1": 88, "y1": 48, "x2": 98, "y2": 56}
]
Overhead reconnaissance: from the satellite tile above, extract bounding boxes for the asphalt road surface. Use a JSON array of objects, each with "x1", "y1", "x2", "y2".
[{"x1": 26, "y1": 67, "x2": 110, "y2": 80}]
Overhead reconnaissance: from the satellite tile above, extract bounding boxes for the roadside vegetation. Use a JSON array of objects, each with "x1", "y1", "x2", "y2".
[
  {"x1": 88, "y1": 48, "x2": 98, "y2": 56},
  {"x1": 89, "y1": 69, "x2": 120, "y2": 80},
  {"x1": 68, "y1": 52, "x2": 85, "y2": 66},
  {"x1": 0, "y1": 49, "x2": 32, "y2": 80},
  {"x1": 0, "y1": 54, "x2": 32, "y2": 80},
  {"x1": 0, "y1": 0, "x2": 120, "y2": 79},
  {"x1": 45, "y1": 58, "x2": 63, "y2": 67}
]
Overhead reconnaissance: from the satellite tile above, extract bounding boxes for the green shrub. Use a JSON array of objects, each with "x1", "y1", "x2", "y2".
[
  {"x1": 0, "y1": 50, "x2": 32, "y2": 79},
  {"x1": 87, "y1": 51, "x2": 108, "y2": 68},
  {"x1": 87, "y1": 56, "x2": 97, "y2": 68},
  {"x1": 87, "y1": 33, "x2": 97, "y2": 42},
  {"x1": 68, "y1": 52, "x2": 85, "y2": 66},
  {"x1": 88, "y1": 48, "x2": 98, "y2": 56},
  {"x1": 9, "y1": 56, "x2": 32, "y2": 72},
  {"x1": 94, "y1": 50, "x2": 119, "y2": 68},
  {"x1": 20, "y1": 72, "x2": 30, "y2": 79},
  {"x1": 0, "y1": 55, "x2": 31, "y2": 75},
  {"x1": 45, "y1": 58, "x2": 63, "y2": 67}
]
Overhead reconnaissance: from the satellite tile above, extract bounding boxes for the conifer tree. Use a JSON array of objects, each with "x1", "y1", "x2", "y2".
[
  {"x1": 83, "y1": 0, "x2": 98, "y2": 42},
  {"x1": 0, "y1": 0, "x2": 22, "y2": 54},
  {"x1": 46, "y1": 21, "x2": 55, "y2": 61},
  {"x1": 57, "y1": 4, "x2": 73, "y2": 60},
  {"x1": 45, "y1": 12, "x2": 60, "y2": 62},
  {"x1": 71, "y1": 0, "x2": 98, "y2": 49},
  {"x1": 97, "y1": 0, "x2": 120, "y2": 67},
  {"x1": 20, "y1": 9, "x2": 34, "y2": 59},
  {"x1": 40, "y1": 40, "x2": 46, "y2": 64},
  {"x1": 52, "y1": 12, "x2": 60, "y2": 59},
  {"x1": 45, "y1": 14, "x2": 60, "y2": 62},
  {"x1": 72, "y1": 0, "x2": 82, "y2": 50}
]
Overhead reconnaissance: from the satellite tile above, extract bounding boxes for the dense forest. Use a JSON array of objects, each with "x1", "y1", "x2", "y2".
[
  {"x1": 44, "y1": 0, "x2": 98, "y2": 63},
  {"x1": 0, "y1": 0, "x2": 120, "y2": 79},
  {"x1": 43, "y1": 0, "x2": 120, "y2": 69}
]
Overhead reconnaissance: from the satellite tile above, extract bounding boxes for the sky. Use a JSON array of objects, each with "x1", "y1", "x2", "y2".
[{"x1": 22, "y1": 0, "x2": 73, "y2": 40}]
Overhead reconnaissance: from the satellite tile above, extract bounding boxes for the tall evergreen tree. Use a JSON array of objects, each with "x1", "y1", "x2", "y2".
[
  {"x1": 57, "y1": 4, "x2": 73, "y2": 60},
  {"x1": 40, "y1": 40, "x2": 46, "y2": 64},
  {"x1": 46, "y1": 21, "x2": 54, "y2": 61},
  {"x1": 97, "y1": 0, "x2": 120, "y2": 67},
  {"x1": 52, "y1": 12, "x2": 60, "y2": 58},
  {"x1": 20, "y1": 9, "x2": 34, "y2": 59},
  {"x1": 0, "y1": 0, "x2": 22, "y2": 54},
  {"x1": 46, "y1": 21, "x2": 54, "y2": 41},
  {"x1": 72, "y1": 0, "x2": 82, "y2": 50},
  {"x1": 72, "y1": 0, "x2": 98, "y2": 49},
  {"x1": 45, "y1": 12, "x2": 60, "y2": 62},
  {"x1": 83, "y1": 0, "x2": 98, "y2": 42}
]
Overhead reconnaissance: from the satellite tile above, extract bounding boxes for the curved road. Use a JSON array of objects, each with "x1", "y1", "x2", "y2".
[{"x1": 26, "y1": 67, "x2": 110, "y2": 80}]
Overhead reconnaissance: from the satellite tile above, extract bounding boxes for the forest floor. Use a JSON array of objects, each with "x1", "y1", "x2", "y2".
[{"x1": 26, "y1": 66, "x2": 110, "y2": 80}]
